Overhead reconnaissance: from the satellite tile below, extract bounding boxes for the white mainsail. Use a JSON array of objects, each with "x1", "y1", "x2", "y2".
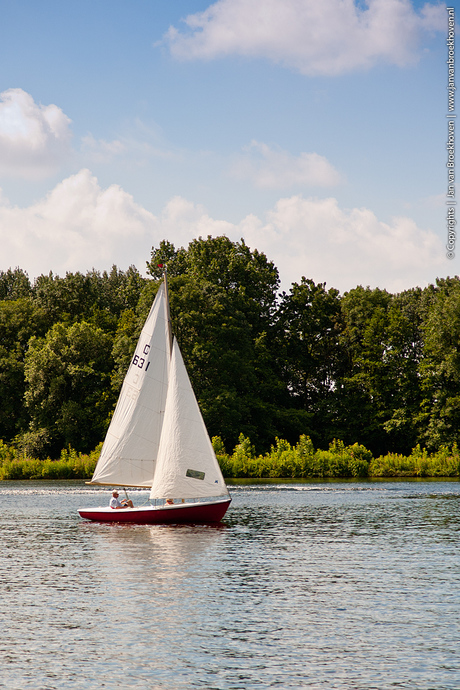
[
  {"x1": 149, "y1": 338, "x2": 229, "y2": 501},
  {"x1": 90, "y1": 283, "x2": 170, "y2": 487}
]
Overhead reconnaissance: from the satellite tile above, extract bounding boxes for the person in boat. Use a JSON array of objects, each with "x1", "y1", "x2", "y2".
[
  {"x1": 110, "y1": 490, "x2": 134, "y2": 509},
  {"x1": 165, "y1": 498, "x2": 174, "y2": 505}
]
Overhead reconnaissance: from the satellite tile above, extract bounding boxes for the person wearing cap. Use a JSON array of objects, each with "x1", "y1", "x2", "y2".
[{"x1": 109, "y1": 490, "x2": 133, "y2": 509}]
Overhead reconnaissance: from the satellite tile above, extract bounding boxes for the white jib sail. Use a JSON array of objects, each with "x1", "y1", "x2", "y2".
[
  {"x1": 90, "y1": 283, "x2": 170, "y2": 487},
  {"x1": 149, "y1": 338, "x2": 229, "y2": 501}
]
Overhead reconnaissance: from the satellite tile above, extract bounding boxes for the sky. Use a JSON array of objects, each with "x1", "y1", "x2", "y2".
[{"x1": 0, "y1": 0, "x2": 456, "y2": 294}]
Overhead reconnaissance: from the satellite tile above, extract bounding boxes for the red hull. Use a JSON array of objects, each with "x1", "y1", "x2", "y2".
[{"x1": 78, "y1": 498, "x2": 231, "y2": 524}]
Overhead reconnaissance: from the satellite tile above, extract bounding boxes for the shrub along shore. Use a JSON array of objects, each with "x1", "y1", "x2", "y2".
[{"x1": 1, "y1": 435, "x2": 459, "y2": 481}]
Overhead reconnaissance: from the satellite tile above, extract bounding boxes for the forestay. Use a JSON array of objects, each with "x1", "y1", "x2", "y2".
[
  {"x1": 90, "y1": 283, "x2": 170, "y2": 487},
  {"x1": 149, "y1": 338, "x2": 229, "y2": 501}
]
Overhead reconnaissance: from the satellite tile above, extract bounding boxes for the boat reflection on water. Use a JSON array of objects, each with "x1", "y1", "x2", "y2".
[{"x1": 82, "y1": 519, "x2": 228, "y2": 589}]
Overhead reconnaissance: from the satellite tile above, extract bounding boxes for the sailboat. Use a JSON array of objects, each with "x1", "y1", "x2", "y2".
[{"x1": 78, "y1": 269, "x2": 231, "y2": 524}]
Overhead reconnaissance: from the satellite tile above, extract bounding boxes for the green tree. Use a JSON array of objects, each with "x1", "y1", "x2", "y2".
[
  {"x1": 274, "y1": 278, "x2": 345, "y2": 446},
  {"x1": 87, "y1": 265, "x2": 146, "y2": 319},
  {"x1": 24, "y1": 321, "x2": 114, "y2": 456},
  {"x1": 381, "y1": 288, "x2": 425, "y2": 453},
  {"x1": 418, "y1": 277, "x2": 460, "y2": 449},
  {"x1": 335, "y1": 286, "x2": 394, "y2": 454},
  {"x1": 32, "y1": 271, "x2": 93, "y2": 325},
  {"x1": 0, "y1": 299, "x2": 47, "y2": 441},
  {"x1": 146, "y1": 236, "x2": 281, "y2": 450},
  {"x1": 31, "y1": 266, "x2": 145, "y2": 333},
  {"x1": 335, "y1": 285, "x2": 428, "y2": 455},
  {"x1": 0, "y1": 268, "x2": 31, "y2": 300}
]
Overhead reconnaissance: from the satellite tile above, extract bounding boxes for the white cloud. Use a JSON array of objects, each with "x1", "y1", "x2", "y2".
[
  {"x1": 242, "y1": 195, "x2": 447, "y2": 292},
  {"x1": 80, "y1": 128, "x2": 178, "y2": 166},
  {"x1": 163, "y1": 0, "x2": 445, "y2": 76},
  {"x1": 0, "y1": 169, "x2": 157, "y2": 277},
  {"x1": 0, "y1": 89, "x2": 73, "y2": 178},
  {"x1": 230, "y1": 141, "x2": 343, "y2": 189},
  {"x1": 81, "y1": 134, "x2": 127, "y2": 163},
  {"x1": 156, "y1": 196, "x2": 235, "y2": 245},
  {"x1": 0, "y1": 172, "x2": 449, "y2": 292},
  {"x1": 152, "y1": 195, "x2": 447, "y2": 293}
]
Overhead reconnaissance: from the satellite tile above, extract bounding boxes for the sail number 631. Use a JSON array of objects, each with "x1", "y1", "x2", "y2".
[{"x1": 132, "y1": 344, "x2": 151, "y2": 371}]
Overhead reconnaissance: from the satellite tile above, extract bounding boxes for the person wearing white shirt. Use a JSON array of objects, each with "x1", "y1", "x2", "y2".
[{"x1": 109, "y1": 490, "x2": 133, "y2": 509}]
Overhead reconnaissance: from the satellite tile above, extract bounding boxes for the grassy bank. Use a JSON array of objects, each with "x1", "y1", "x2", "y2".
[
  {"x1": 1, "y1": 435, "x2": 459, "y2": 481},
  {"x1": 0, "y1": 442, "x2": 101, "y2": 480},
  {"x1": 213, "y1": 435, "x2": 460, "y2": 479}
]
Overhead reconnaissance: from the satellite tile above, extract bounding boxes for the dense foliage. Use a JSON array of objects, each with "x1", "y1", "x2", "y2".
[
  {"x1": 1, "y1": 436, "x2": 459, "y2": 480},
  {"x1": 1, "y1": 239, "x2": 460, "y2": 462}
]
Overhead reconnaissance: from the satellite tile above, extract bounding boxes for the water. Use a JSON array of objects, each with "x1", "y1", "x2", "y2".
[{"x1": 1, "y1": 479, "x2": 460, "y2": 689}]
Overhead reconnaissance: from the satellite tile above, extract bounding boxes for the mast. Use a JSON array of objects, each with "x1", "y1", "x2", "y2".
[{"x1": 162, "y1": 264, "x2": 173, "y2": 354}]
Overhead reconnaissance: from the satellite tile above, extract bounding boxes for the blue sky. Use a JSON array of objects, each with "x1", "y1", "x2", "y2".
[{"x1": 0, "y1": 0, "x2": 455, "y2": 292}]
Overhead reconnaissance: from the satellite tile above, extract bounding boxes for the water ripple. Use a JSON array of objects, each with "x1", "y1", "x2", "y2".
[{"x1": 0, "y1": 480, "x2": 460, "y2": 689}]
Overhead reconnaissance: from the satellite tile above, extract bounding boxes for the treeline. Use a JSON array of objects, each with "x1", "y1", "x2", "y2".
[{"x1": 1, "y1": 235, "x2": 460, "y2": 462}]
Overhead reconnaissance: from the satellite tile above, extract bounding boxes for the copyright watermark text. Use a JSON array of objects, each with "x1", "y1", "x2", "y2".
[{"x1": 446, "y1": 7, "x2": 456, "y2": 260}]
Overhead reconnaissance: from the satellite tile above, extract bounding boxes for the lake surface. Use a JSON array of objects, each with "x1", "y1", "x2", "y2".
[{"x1": 1, "y1": 479, "x2": 460, "y2": 690}]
